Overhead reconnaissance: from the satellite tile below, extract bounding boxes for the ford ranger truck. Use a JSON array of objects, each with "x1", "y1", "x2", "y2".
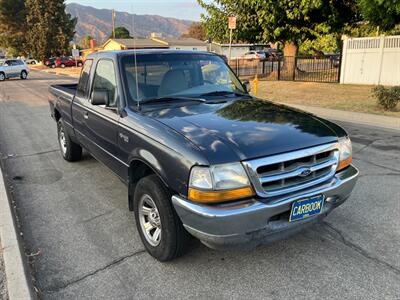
[{"x1": 48, "y1": 50, "x2": 359, "y2": 261}]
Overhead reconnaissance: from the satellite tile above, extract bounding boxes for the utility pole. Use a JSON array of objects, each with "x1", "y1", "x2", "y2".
[
  {"x1": 228, "y1": 16, "x2": 236, "y2": 61},
  {"x1": 112, "y1": 9, "x2": 116, "y2": 38}
]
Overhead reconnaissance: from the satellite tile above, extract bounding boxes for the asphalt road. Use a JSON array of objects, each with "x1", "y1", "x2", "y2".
[{"x1": 0, "y1": 71, "x2": 399, "y2": 299}]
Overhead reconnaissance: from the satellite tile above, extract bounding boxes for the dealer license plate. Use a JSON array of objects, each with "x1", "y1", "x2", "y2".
[{"x1": 289, "y1": 195, "x2": 324, "y2": 222}]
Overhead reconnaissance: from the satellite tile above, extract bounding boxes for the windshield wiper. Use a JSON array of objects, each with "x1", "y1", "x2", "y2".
[
  {"x1": 140, "y1": 96, "x2": 206, "y2": 104},
  {"x1": 199, "y1": 91, "x2": 249, "y2": 98}
]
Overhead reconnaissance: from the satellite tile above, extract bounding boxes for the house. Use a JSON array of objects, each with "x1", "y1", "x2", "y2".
[
  {"x1": 210, "y1": 42, "x2": 271, "y2": 59},
  {"x1": 102, "y1": 38, "x2": 169, "y2": 51},
  {"x1": 150, "y1": 37, "x2": 207, "y2": 51}
]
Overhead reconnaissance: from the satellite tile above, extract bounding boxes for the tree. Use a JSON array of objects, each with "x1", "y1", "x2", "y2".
[
  {"x1": 25, "y1": 0, "x2": 76, "y2": 62},
  {"x1": 81, "y1": 35, "x2": 94, "y2": 49},
  {"x1": 111, "y1": 26, "x2": 131, "y2": 39},
  {"x1": 0, "y1": 0, "x2": 27, "y2": 55},
  {"x1": 181, "y1": 22, "x2": 206, "y2": 40},
  {"x1": 357, "y1": 0, "x2": 400, "y2": 32},
  {"x1": 198, "y1": 0, "x2": 358, "y2": 56}
]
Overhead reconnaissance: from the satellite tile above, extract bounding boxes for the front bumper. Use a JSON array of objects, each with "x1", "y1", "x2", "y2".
[{"x1": 172, "y1": 165, "x2": 359, "y2": 250}]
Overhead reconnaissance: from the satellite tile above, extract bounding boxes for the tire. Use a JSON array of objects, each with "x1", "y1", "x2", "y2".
[
  {"x1": 61, "y1": 64, "x2": 66, "y2": 68},
  {"x1": 77, "y1": 62, "x2": 83, "y2": 67},
  {"x1": 57, "y1": 119, "x2": 82, "y2": 162},
  {"x1": 134, "y1": 174, "x2": 188, "y2": 261},
  {"x1": 51, "y1": 64, "x2": 56, "y2": 69},
  {"x1": 0, "y1": 72, "x2": 5, "y2": 81},
  {"x1": 20, "y1": 70, "x2": 28, "y2": 80}
]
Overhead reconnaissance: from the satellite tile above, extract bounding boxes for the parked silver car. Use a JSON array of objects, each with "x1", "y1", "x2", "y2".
[{"x1": 0, "y1": 59, "x2": 29, "y2": 81}]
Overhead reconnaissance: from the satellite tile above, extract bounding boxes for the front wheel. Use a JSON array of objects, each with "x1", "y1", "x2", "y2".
[
  {"x1": 20, "y1": 70, "x2": 28, "y2": 80},
  {"x1": 0, "y1": 72, "x2": 5, "y2": 81},
  {"x1": 134, "y1": 175, "x2": 189, "y2": 261},
  {"x1": 61, "y1": 64, "x2": 66, "y2": 68},
  {"x1": 77, "y1": 62, "x2": 83, "y2": 67},
  {"x1": 57, "y1": 119, "x2": 82, "y2": 162}
]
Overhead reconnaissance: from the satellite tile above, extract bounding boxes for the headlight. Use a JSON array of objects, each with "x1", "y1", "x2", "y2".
[
  {"x1": 188, "y1": 163, "x2": 254, "y2": 203},
  {"x1": 337, "y1": 136, "x2": 352, "y2": 171}
]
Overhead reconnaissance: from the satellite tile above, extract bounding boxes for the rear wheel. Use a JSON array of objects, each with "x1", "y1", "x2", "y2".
[
  {"x1": 134, "y1": 175, "x2": 188, "y2": 261},
  {"x1": 57, "y1": 119, "x2": 82, "y2": 162},
  {"x1": 77, "y1": 62, "x2": 83, "y2": 67},
  {"x1": 61, "y1": 64, "x2": 66, "y2": 68},
  {"x1": 51, "y1": 64, "x2": 56, "y2": 69},
  {"x1": 0, "y1": 72, "x2": 5, "y2": 81},
  {"x1": 20, "y1": 70, "x2": 27, "y2": 80}
]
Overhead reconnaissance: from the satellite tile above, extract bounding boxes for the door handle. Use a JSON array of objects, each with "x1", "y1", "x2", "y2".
[{"x1": 84, "y1": 112, "x2": 88, "y2": 119}]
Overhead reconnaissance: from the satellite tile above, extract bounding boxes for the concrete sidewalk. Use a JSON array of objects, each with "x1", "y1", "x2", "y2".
[
  {"x1": 30, "y1": 66, "x2": 80, "y2": 78},
  {"x1": 0, "y1": 167, "x2": 33, "y2": 300},
  {"x1": 281, "y1": 103, "x2": 400, "y2": 131}
]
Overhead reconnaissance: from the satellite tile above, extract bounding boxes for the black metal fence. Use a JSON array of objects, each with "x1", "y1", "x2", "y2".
[{"x1": 228, "y1": 55, "x2": 341, "y2": 83}]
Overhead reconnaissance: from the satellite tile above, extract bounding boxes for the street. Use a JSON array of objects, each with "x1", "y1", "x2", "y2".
[{"x1": 0, "y1": 71, "x2": 399, "y2": 299}]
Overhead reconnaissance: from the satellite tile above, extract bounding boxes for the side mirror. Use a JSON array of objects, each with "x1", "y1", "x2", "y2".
[
  {"x1": 91, "y1": 89, "x2": 109, "y2": 106},
  {"x1": 243, "y1": 80, "x2": 252, "y2": 93}
]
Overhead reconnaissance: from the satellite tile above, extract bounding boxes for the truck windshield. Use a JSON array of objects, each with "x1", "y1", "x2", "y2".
[{"x1": 121, "y1": 53, "x2": 246, "y2": 105}]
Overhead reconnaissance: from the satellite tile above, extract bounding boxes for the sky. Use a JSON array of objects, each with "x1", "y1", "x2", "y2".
[{"x1": 65, "y1": 0, "x2": 207, "y2": 21}]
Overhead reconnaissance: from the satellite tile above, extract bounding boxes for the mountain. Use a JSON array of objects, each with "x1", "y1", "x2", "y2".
[{"x1": 66, "y1": 3, "x2": 194, "y2": 45}]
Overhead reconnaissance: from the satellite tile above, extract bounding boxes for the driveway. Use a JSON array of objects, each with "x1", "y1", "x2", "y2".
[{"x1": 0, "y1": 71, "x2": 399, "y2": 299}]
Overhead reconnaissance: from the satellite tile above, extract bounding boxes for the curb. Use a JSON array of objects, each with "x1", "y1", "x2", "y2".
[
  {"x1": 0, "y1": 167, "x2": 33, "y2": 300},
  {"x1": 280, "y1": 102, "x2": 400, "y2": 131},
  {"x1": 47, "y1": 71, "x2": 80, "y2": 78},
  {"x1": 30, "y1": 68, "x2": 80, "y2": 78}
]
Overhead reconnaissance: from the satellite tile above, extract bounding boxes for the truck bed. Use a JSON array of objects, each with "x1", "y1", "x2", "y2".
[
  {"x1": 49, "y1": 83, "x2": 78, "y2": 101},
  {"x1": 48, "y1": 83, "x2": 78, "y2": 126}
]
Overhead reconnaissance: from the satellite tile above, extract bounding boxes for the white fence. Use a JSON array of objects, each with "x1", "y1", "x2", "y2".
[{"x1": 340, "y1": 35, "x2": 400, "y2": 86}]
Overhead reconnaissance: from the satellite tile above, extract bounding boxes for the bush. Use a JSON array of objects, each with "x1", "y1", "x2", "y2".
[{"x1": 373, "y1": 85, "x2": 400, "y2": 111}]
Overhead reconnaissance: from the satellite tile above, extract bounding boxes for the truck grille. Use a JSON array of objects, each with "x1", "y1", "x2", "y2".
[{"x1": 242, "y1": 143, "x2": 339, "y2": 198}]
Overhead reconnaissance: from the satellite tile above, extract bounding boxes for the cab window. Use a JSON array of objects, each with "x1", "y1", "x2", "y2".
[
  {"x1": 92, "y1": 60, "x2": 118, "y2": 107},
  {"x1": 77, "y1": 60, "x2": 93, "y2": 98}
]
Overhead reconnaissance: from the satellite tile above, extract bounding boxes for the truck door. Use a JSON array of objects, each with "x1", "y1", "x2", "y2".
[
  {"x1": 72, "y1": 59, "x2": 93, "y2": 146},
  {"x1": 81, "y1": 59, "x2": 127, "y2": 179}
]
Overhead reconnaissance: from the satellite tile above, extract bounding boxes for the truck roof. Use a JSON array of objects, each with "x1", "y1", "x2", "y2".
[{"x1": 86, "y1": 49, "x2": 216, "y2": 60}]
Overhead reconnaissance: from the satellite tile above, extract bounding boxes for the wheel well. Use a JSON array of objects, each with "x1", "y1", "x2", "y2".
[
  {"x1": 54, "y1": 108, "x2": 61, "y2": 121},
  {"x1": 128, "y1": 160, "x2": 157, "y2": 211}
]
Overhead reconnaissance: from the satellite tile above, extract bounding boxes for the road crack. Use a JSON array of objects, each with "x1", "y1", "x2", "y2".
[
  {"x1": 5, "y1": 149, "x2": 59, "y2": 159},
  {"x1": 43, "y1": 249, "x2": 147, "y2": 294},
  {"x1": 323, "y1": 221, "x2": 400, "y2": 276},
  {"x1": 353, "y1": 158, "x2": 400, "y2": 173}
]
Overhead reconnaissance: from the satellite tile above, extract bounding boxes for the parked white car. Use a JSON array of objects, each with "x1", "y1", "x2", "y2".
[
  {"x1": 241, "y1": 51, "x2": 266, "y2": 60},
  {"x1": 25, "y1": 58, "x2": 38, "y2": 65},
  {"x1": 0, "y1": 59, "x2": 29, "y2": 81}
]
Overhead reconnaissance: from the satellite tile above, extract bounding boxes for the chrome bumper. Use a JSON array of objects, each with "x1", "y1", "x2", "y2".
[{"x1": 172, "y1": 165, "x2": 359, "y2": 250}]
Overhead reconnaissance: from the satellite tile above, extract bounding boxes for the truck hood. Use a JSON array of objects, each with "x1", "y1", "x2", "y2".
[{"x1": 141, "y1": 99, "x2": 339, "y2": 164}]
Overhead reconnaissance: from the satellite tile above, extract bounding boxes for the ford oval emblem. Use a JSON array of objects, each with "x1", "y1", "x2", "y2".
[{"x1": 299, "y1": 168, "x2": 312, "y2": 177}]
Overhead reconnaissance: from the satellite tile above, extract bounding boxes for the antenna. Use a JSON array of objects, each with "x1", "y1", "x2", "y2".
[{"x1": 131, "y1": 5, "x2": 140, "y2": 109}]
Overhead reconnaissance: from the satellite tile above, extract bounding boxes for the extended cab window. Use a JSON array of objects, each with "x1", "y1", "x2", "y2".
[
  {"x1": 92, "y1": 60, "x2": 117, "y2": 107},
  {"x1": 77, "y1": 60, "x2": 93, "y2": 98}
]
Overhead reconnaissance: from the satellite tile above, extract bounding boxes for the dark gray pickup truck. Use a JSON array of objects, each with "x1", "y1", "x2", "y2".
[{"x1": 49, "y1": 50, "x2": 358, "y2": 261}]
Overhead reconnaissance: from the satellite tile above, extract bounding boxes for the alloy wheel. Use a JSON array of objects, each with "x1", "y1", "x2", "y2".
[
  {"x1": 138, "y1": 194, "x2": 162, "y2": 246},
  {"x1": 59, "y1": 126, "x2": 67, "y2": 156}
]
